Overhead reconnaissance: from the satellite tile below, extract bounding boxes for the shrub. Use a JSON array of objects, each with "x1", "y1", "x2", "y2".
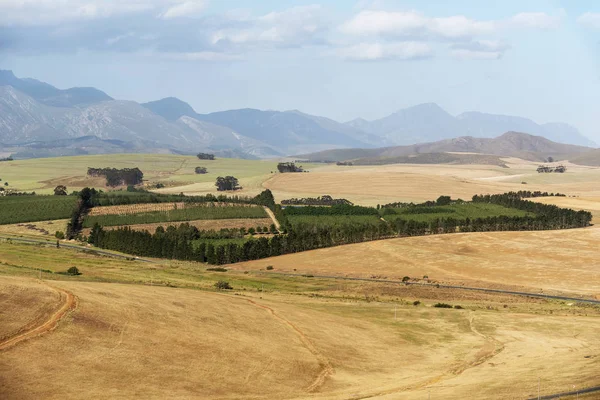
[
  {"x1": 266, "y1": 266, "x2": 274, "y2": 270},
  {"x1": 402, "y1": 276, "x2": 410, "y2": 282},
  {"x1": 423, "y1": 275, "x2": 429, "y2": 279},
  {"x1": 433, "y1": 303, "x2": 453, "y2": 308},
  {"x1": 413, "y1": 300, "x2": 421, "y2": 306},
  {"x1": 66, "y1": 266, "x2": 81, "y2": 276},
  {"x1": 55, "y1": 231, "x2": 65, "y2": 240},
  {"x1": 207, "y1": 267, "x2": 228, "y2": 272},
  {"x1": 454, "y1": 305, "x2": 464, "y2": 309},
  {"x1": 214, "y1": 280, "x2": 232, "y2": 290}
]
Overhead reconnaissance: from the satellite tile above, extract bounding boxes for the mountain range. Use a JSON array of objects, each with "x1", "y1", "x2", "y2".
[
  {"x1": 0, "y1": 70, "x2": 595, "y2": 159},
  {"x1": 298, "y1": 131, "x2": 593, "y2": 165}
]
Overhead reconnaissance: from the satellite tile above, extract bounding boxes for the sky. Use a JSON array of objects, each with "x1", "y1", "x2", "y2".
[{"x1": 1, "y1": 0, "x2": 600, "y2": 139}]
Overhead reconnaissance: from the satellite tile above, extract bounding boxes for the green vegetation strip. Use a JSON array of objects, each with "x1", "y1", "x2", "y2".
[
  {"x1": 384, "y1": 203, "x2": 531, "y2": 223},
  {"x1": 0, "y1": 196, "x2": 78, "y2": 225},
  {"x1": 83, "y1": 205, "x2": 268, "y2": 228},
  {"x1": 288, "y1": 215, "x2": 382, "y2": 227}
]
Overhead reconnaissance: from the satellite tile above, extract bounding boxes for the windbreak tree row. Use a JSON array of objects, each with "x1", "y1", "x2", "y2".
[{"x1": 89, "y1": 192, "x2": 593, "y2": 265}]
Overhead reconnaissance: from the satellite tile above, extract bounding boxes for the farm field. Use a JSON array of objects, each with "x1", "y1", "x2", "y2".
[
  {"x1": 82, "y1": 218, "x2": 274, "y2": 236},
  {"x1": 235, "y1": 224, "x2": 600, "y2": 297},
  {"x1": 384, "y1": 202, "x2": 531, "y2": 223},
  {"x1": 4, "y1": 154, "x2": 600, "y2": 206},
  {"x1": 288, "y1": 214, "x2": 383, "y2": 227},
  {"x1": 0, "y1": 196, "x2": 77, "y2": 225},
  {"x1": 0, "y1": 243, "x2": 599, "y2": 400},
  {"x1": 82, "y1": 205, "x2": 268, "y2": 228},
  {"x1": 0, "y1": 219, "x2": 68, "y2": 238},
  {"x1": 0, "y1": 154, "x2": 319, "y2": 196}
]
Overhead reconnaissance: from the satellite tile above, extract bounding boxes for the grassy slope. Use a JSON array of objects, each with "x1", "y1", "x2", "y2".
[
  {"x1": 0, "y1": 154, "x2": 322, "y2": 196},
  {"x1": 0, "y1": 241, "x2": 599, "y2": 399}
]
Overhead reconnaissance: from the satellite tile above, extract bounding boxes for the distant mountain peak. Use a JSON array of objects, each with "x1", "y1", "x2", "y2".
[{"x1": 142, "y1": 97, "x2": 197, "y2": 121}]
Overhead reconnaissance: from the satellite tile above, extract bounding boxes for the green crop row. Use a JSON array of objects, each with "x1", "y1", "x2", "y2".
[
  {"x1": 0, "y1": 195, "x2": 78, "y2": 225},
  {"x1": 83, "y1": 205, "x2": 268, "y2": 227},
  {"x1": 384, "y1": 203, "x2": 531, "y2": 223}
]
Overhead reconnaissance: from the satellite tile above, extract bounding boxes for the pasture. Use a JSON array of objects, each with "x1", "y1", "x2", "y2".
[{"x1": 0, "y1": 242, "x2": 599, "y2": 400}]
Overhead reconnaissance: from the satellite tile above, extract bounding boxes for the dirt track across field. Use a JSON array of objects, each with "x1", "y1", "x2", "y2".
[{"x1": 0, "y1": 283, "x2": 77, "y2": 351}]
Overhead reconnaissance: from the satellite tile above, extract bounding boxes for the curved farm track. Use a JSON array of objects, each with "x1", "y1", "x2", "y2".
[
  {"x1": 243, "y1": 298, "x2": 334, "y2": 393},
  {"x1": 0, "y1": 284, "x2": 77, "y2": 352}
]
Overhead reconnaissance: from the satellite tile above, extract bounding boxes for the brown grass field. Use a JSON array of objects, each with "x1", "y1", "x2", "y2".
[
  {"x1": 3, "y1": 154, "x2": 600, "y2": 399},
  {"x1": 0, "y1": 219, "x2": 68, "y2": 238},
  {"x1": 1, "y1": 271, "x2": 599, "y2": 400},
  {"x1": 234, "y1": 225, "x2": 600, "y2": 298}
]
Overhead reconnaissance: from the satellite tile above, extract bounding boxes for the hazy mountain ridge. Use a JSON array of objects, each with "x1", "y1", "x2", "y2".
[
  {"x1": 0, "y1": 69, "x2": 112, "y2": 107},
  {"x1": 0, "y1": 70, "x2": 596, "y2": 160},
  {"x1": 350, "y1": 103, "x2": 595, "y2": 147},
  {"x1": 298, "y1": 131, "x2": 594, "y2": 164}
]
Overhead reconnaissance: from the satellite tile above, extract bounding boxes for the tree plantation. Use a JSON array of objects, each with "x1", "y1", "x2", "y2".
[{"x1": 87, "y1": 190, "x2": 592, "y2": 265}]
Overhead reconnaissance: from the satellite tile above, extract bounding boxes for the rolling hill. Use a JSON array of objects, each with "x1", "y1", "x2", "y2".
[{"x1": 298, "y1": 131, "x2": 595, "y2": 165}]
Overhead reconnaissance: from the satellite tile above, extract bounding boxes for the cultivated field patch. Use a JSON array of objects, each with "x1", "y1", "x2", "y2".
[
  {"x1": 0, "y1": 196, "x2": 77, "y2": 225},
  {"x1": 82, "y1": 218, "x2": 274, "y2": 235},
  {"x1": 83, "y1": 205, "x2": 268, "y2": 228}
]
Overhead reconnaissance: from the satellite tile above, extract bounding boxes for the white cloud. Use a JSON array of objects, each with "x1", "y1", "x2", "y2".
[
  {"x1": 340, "y1": 10, "x2": 495, "y2": 39},
  {"x1": 160, "y1": 1, "x2": 207, "y2": 19},
  {"x1": 509, "y1": 12, "x2": 561, "y2": 29},
  {"x1": 211, "y1": 5, "x2": 327, "y2": 48},
  {"x1": 340, "y1": 9, "x2": 560, "y2": 39},
  {"x1": 577, "y1": 12, "x2": 600, "y2": 29},
  {"x1": 0, "y1": 0, "x2": 208, "y2": 25},
  {"x1": 337, "y1": 42, "x2": 432, "y2": 61}
]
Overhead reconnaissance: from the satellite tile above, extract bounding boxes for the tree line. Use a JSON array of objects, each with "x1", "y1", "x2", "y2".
[
  {"x1": 88, "y1": 191, "x2": 593, "y2": 265},
  {"x1": 277, "y1": 162, "x2": 305, "y2": 173},
  {"x1": 281, "y1": 195, "x2": 353, "y2": 206},
  {"x1": 87, "y1": 167, "x2": 144, "y2": 187}
]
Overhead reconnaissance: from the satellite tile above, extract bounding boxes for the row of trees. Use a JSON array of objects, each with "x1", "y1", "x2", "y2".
[
  {"x1": 88, "y1": 190, "x2": 592, "y2": 265},
  {"x1": 277, "y1": 162, "x2": 304, "y2": 173},
  {"x1": 66, "y1": 188, "x2": 97, "y2": 239},
  {"x1": 281, "y1": 195, "x2": 353, "y2": 206},
  {"x1": 197, "y1": 153, "x2": 215, "y2": 160},
  {"x1": 283, "y1": 204, "x2": 379, "y2": 216},
  {"x1": 87, "y1": 167, "x2": 144, "y2": 187}
]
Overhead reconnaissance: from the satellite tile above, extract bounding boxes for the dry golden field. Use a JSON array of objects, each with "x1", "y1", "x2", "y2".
[
  {"x1": 0, "y1": 219, "x2": 68, "y2": 238},
  {"x1": 3, "y1": 154, "x2": 600, "y2": 399},
  {"x1": 263, "y1": 159, "x2": 600, "y2": 206},
  {"x1": 1, "y1": 272, "x2": 598, "y2": 400},
  {"x1": 234, "y1": 225, "x2": 600, "y2": 298}
]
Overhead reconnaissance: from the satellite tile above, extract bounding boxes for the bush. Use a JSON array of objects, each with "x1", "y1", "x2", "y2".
[
  {"x1": 66, "y1": 266, "x2": 81, "y2": 276},
  {"x1": 207, "y1": 267, "x2": 228, "y2": 272},
  {"x1": 266, "y1": 266, "x2": 274, "y2": 270},
  {"x1": 454, "y1": 305, "x2": 464, "y2": 309},
  {"x1": 433, "y1": 303, "x2": 453, "y2": 308},
  {"x1": 402, "y1": 276, "x2": 410, "y2": 282},
  {"x1": 413, "y1": 300, "x2": 421, "y2": 306},
  {"x1": 214, "y1": 280, "x2": 232, "y2": 290},
  {"x1": 55, "y1": 231, "x2": 65, "y2": 240}
]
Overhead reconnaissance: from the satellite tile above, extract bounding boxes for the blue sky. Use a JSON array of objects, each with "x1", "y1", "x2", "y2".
[{"x1": 1, "y1": 0, "x2": 600, "y2": 139}]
